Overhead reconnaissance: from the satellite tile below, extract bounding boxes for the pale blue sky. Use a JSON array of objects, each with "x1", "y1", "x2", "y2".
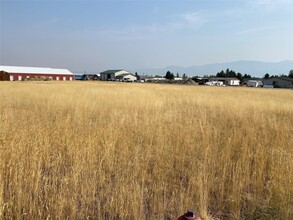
[{"x1": 0, "y1": 0, "x2": 293, "y2": 74}]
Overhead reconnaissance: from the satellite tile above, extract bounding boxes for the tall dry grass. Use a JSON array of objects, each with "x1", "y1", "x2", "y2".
[{"x1": 0, "y1": 81, "x2": 292, "y2": 219}]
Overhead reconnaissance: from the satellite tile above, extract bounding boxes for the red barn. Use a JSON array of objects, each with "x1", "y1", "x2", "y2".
[{"x1": 0, "y1": 65, "x2": 74, "y2": 81}]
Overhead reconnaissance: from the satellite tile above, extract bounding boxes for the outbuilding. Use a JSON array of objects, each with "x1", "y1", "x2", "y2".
[
  {"x1": 0, "y1": 66, "x2": 74, "y2": 81},
  {"x1": 209, "y1": 77, "x2": 240, "y2": 86},
  {"x1": 262, "y1": 77, "x2": 293, "y2": 88},
  {"x1": 247, "y1": 80, "x2": 263, "y2": 87},
  {"x1": 115, "y1": 73, "x2": 137, "y2": 82},
  {"x1": 100, "y1": 69, "x2": 136, "y2": 81}
]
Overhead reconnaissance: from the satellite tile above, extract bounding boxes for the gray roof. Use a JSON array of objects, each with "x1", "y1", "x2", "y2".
[
  {"x1": 100, "y1": 69, "x2": 124, "y2": 74},
  {"x1": 209, "y1": 77, "x2": 239, "y2": 81},
  {"x1": 263, "y1": 77, "x2": 293, "y2": 82}
]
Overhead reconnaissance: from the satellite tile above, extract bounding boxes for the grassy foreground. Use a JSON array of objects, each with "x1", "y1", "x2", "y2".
[{"x1": 0, "y1": 81, "x2": 292, "y2": 219}]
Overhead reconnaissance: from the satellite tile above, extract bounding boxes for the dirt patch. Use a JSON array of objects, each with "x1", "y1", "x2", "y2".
[{"x1": 182, "y1": 79, "x2": 198, "y2": 85}]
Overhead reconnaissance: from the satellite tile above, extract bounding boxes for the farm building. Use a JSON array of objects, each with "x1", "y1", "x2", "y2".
[
  {"x1": 262, "y1": 77, "x2": 293, "y2": 88},
  {"x1": 209, "y1": 77, "x2": 240, "y2": 86},
  {"x1": 246, "y1": 80, "x2": 263, "y2": 87},
  {"x1": 0, "y1": 66, "x2": 74, "y2": 81},
  {"x1": 100, "y1": 69, "x2": 136, "y2": 81},
  {"x1": 115, "y1": 73, "x2": 137, "y2": 82}
]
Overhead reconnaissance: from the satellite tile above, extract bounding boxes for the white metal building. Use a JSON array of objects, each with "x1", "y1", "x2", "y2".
[
  {"x1": 100, "y1": 69, "x2": 136, "y2": 81},
  {"x1": 247, "y1": 80, "x2": 263, "y2": 87},
  {"x1": 115, "y1": 73, "x2": 137, "y2": 82}
]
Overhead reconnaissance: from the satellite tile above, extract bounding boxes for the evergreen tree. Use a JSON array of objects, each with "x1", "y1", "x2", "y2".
[
  {"x1": 243, "y1": 74, "x2": 252, "y2": 79},
  {"x1": 135, "y1": 72, "x2": 140, "y2": 80},
  {"x1": 236, "y1": 72, "x2": 243, "y2": 81},
  {"x1": 165, "y1": 71, "x2": 174, "y2": 80},
  {"x1": 264, "y1": 73, "x2": 270, "y2": 78},
  {"x1": 289, "y1": 69, "x2": 293, "y2": 78},
  {"x1": 217, "y1": 70, "x2": 225, "y2": 77}
]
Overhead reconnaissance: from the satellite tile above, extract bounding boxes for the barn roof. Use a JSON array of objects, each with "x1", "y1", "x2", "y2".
[
  {"x1": 0, "y1": 66, "x2": 73, "y2": 75},
  {"x1": 209, "y1": 77, "x2": 240, "y2": 81},
  {"x1": 100, "y1": 69, "x2": 125, "y2": 74},
  {"x1": 263, "y1": 77, "x2": 293, "y2": 82}
]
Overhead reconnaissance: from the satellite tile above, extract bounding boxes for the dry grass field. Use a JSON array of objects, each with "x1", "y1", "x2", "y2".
[{"x1": 0, "y1": 81, "x2": 292, "y2": 219}]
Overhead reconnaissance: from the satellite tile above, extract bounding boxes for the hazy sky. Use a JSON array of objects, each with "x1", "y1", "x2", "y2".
[{"x1": 0, "y1": 0, "x2": 293, "y2": 73}]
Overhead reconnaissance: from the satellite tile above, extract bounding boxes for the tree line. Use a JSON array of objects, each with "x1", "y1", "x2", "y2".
[
  {"x1": 265, "y1": 69, "x2": 293, "y2": 79},
  {"x1": 214, "y1": 69, "x2": 252, "y2": 81},
  {"x1": 164, "y1": 71, "x2": 188, "y2": 80},
  {"x1": 138, "y1": 69, "x2": 293, "y2": 80}
]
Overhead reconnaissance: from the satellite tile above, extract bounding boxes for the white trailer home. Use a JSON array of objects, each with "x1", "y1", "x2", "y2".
[
  {"x1": 205, "y1": 81, "x2": 224, "y2": 86},
  {"x1": 208, "y1": 77, "x2": 240, "y2": 86}
]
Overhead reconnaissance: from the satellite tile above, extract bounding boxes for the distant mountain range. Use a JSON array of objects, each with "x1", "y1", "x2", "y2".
[{"x1": 134, "y1": 60, "x2": 293, "y2": 78}]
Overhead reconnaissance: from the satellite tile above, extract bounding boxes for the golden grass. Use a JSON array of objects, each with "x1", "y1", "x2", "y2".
[{"x1": 0, "y1": 81, "x2": 292, "y2": 219}]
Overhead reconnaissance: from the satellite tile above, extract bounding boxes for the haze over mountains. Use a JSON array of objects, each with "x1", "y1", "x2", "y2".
[{"x1": 134, "y1": 60, "x2": 293, "y2": 78}]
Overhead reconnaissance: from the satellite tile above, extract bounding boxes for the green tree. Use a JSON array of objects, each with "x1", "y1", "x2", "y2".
[
  {"x1": 289, "y1": 69, "x2": 293, "y2": 78},
  {"x1": 228, "y1": 70, "x2": 236, "y2": 77},
  {"x1": 217, "y1": 70, "x2": 225, "y2": 77},
  {"x1": 165, "y1": 71, "x2": 174, "y2": 80},
  {"x1": 243, "y1": 74, "x2": 252, "y2": 79},
  {"x1": 236, "y1": 72, "x2": 243, "y2": 81},
  {"x1": 135, "y1": 72, "x2": 140, "y2": 80},
  {"x1": 264, "y1": 73, "x2": 270, "y2": 78},
  {"x1": 217, "y1": 69, "x2": 239, "y2": 78}
]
